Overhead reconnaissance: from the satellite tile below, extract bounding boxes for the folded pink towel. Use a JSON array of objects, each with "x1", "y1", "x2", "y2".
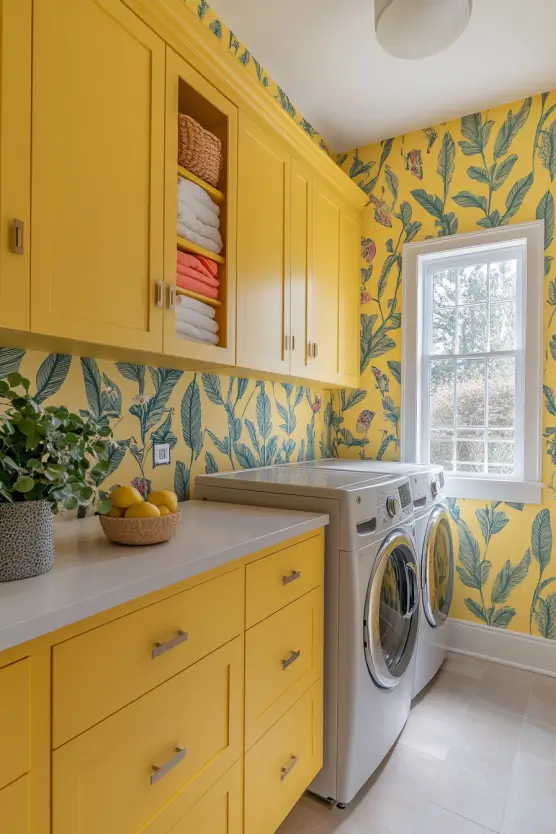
[
  {"x1": 176, "y1": 273, "x2": 219, "y2": 300},
  {"x1": 176, "y1": 250, "x2": 219, "y2": 279},
  {"x1": 176, "y1": 262, "x2": 219, "y2": 288}
]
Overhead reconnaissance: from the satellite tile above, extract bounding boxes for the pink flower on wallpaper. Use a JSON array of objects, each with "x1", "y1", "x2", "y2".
[
  {"x1": 362, "y1": 238, "x2": 377, "y2": 264},
  {"x1": 131, "y1": 476, "x2": 151, "y2": 499},
  {"x1": 311, "y1": 396, "x2": 322, "y2": 414},
  {"x1": 361, "y1": 290, "x2": 372, "y2": 306},
  {"x1": 356, "y1": 409, "x2": 375, "y2": 435}
]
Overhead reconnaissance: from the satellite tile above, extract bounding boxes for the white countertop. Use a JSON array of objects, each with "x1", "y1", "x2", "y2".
[{"x1": 0, "y1": 501, "x2": 328, "y2": 653}]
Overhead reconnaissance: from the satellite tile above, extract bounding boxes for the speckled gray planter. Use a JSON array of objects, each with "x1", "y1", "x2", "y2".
[{"x1": 0, "y1": 501, "x2": 54, "y2": 582}]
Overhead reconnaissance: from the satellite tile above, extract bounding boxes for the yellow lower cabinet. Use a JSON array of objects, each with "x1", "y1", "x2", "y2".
[
  {"x1": 0, "y1": 658, "x2": 30, "y2": 791},
  {"x1": 0, "y1": 775, "x2": 30, "y2": 834},
  {"x1": 143, "y1": 761, "x2": 243, "y2": 834},
  {"x1": 245, "y1": 588, "x2": 323, "y2": 749},
  {"x1": 53, "y1": 637, "x2": 243, "y2": 834},
  {"x1": 244, "y1": 681, "x2": 323, "y2": 834}
]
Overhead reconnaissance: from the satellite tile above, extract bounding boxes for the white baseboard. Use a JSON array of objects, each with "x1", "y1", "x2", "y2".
[{"x1": 448, "y1": 618, "x2": 556, "y2": 678}]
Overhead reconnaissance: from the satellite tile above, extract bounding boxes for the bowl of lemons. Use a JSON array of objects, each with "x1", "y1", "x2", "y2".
[{"x1": 99, "y1": 485, "x2": 181, "y2": 546}]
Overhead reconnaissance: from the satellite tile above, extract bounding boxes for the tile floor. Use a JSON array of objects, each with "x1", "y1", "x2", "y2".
[{"x1": 277, "y1": 654, "x2": 556, "y2": 834}]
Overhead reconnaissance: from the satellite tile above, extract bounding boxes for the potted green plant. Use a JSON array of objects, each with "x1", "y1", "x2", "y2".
[{"x1": 0, "y1": 372, "x2": 113, "y2": 581}]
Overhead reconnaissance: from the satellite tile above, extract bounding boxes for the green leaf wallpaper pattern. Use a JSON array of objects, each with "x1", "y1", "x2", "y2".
[
  {"x1": 337, "y1": 90, "x2": 556, "y2": 638},
  {"x1": 0, "y1": 347, "x2": 326, "y2": 513}
]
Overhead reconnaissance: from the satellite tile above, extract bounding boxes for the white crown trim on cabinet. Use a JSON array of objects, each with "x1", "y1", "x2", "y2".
[{"x1": 448, "y1": 618, "x2": 556, "y2": 678}]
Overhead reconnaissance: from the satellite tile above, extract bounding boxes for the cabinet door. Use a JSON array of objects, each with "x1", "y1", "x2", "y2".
[
  {"x1": 31, "y1": 0, "x2": 164, "y2": 352},
  {"x1": 0, "y1": 0, "x2": 31, "y2": 331},
  {"x1": 338, "y1": 203, "x2": 361, "y2": 384},
  {"x1": 0, "y1": 776, "x2": 30, "y2": 834},
  {"x1": 237, "y1": 112, "x2": 290, "y2": 375},
  {"x1": 290, "y1": 158, "x2": 311, "y2": 377},
  {"x1": 310, "y1": 180, "x2": 341, "y2": 381}
]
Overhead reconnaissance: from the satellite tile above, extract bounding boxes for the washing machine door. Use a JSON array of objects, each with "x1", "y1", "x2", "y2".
[
  {"x1": 364, "y1": 530, "x2": 419, "y2": 690},
  {"x1": 422, "y1": 504, "x2": 454, "y2": 627}
]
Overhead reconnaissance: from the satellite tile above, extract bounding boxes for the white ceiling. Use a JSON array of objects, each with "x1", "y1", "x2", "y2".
[{"x1": 209, "y1": 0, "x2": 556, "y2": 152}]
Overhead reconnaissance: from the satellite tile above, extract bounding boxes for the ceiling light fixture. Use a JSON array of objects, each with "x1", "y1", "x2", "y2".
[{"x1": 375, "y1": 0, "x2": 473, "y2": 60}]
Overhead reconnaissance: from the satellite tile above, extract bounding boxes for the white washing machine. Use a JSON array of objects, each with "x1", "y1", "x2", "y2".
[
  {"x1": 195, "y1": 466, "x2": 419, "y2": 806},
  {"x1": 301, "y1": 460, "x2": 454, "y2": 696}
]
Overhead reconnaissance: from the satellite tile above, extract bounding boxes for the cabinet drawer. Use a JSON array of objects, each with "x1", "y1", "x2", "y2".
[
  {"x1": 246, "y1": 532, "x2": 323, "y2": 627},
  {"x1": 245, "y1": 588, "x2": 323, "y2": 749},
  {"x1": 53, "y1": 568, "x2": 243, "y2": 746},
  {"x1": 143, "y1": 761, "x2": 242, "y2": 834},
  {"x1": 244, "y1": 681, "x2": 323, "y2": 834},
  {"x1": 0, "y1": 775, "x2": 30, "y2": 834},
  {"x1": 53, "y1": 637, "x2": 243, "y2": 834},
  {"x1": 0, "y1": 659, "x2": 30, "y2": 790}
]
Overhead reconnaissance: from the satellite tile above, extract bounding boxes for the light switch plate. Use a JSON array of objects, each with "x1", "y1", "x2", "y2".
[{"x1": 153, "y1": 443, "x2": 171, "y2": 467}]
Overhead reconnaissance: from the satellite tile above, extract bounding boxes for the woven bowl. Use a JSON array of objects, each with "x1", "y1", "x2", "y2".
[{"x1": 99, "y1": 512, "x2": 181, "y2": 546}]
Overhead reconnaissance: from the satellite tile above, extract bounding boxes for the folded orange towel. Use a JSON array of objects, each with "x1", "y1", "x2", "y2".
[
  {"x1": 176, "y1": 250, "x2": 218, "y2": 279},
  {"x1": 176, "y1": 273, "x2": 219, "y2": 300},
  {"x1": 176, "y1": 262, "x2": 220, "y2": 288}
]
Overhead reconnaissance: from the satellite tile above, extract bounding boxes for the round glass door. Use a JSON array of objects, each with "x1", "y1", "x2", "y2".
[
  {"x1": 364, "y1": 531, "x2": 419, "y2": 689},
  {"x1": 423, "y1": 505, "x2": 454, "y2": 627}
]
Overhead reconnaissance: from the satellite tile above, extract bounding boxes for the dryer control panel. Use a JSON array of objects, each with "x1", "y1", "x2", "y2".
[{"x1": 341, "y1": 474, "x2": 414, "y2": 551}]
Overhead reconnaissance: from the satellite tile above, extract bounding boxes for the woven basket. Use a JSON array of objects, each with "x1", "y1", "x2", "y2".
[
  {"x1": 178, "y1": 114, "x2": 222, "y2": 188},
  {"x1": 99, "y1": 512, "x2": 181, "y2": 546}
]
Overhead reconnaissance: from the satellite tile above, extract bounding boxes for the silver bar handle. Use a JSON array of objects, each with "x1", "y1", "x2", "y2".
[
  {"x1": 151, "y1": 746, "x2": 187, "y2": 785},
  {"x1": 284, "y1": 334, "x2": 290, "y2": 352},
  {"x1": 155, "y1": 281, "x2": 164, "y2": 308},
  {"x1": 314, "y1": 342, "x2": 319, "y2": 358},
  {"x1": 292, "y1": 335, "x2": 296, "y2": 351},
  {"x1": 282, "y1": 570, "x2": 301, "y2": 586},
  {"x1": 308, "y1": 342, "x2": 313, "y2": 358},
  {"x1": 280, "y1": 754, "x2": 299, "y2": 781},
  {"x1": 168, "y1": 285, "x2": 176, "y2": 310},
  {"x1": 281, "y1": 649, "x2": 301, "y2": 671},
  {"x1": 152, "y1": 630, "x2": 188, "y2": 659},
  {"x1": 404, "y1": 563, "x2": 419, "y2": 619},
  {"x1": 13, "y1": 219, "x2": 24, "y2": 255}
]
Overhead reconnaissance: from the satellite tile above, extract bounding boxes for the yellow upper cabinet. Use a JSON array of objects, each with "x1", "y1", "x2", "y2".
[
  {"x1": 163, "y1": 47, "x2": 237, "y2": 366},
  {"x1": 236, "y1": 112, "x2": 291, "y2": 376},
  {"x1": 0, "y1": 0, "x2": 31, "y2": 331},
  {"x1": 310, "y1": 179, "x2": 341, "y2": 382},
  {"x1": 289, "y1": 159, "x2": 311, "y2": 377},
  {"x1": 30, "y1": 0, "x2": 165, "y2": 352},
  {"x1": 338, "y1": 203, "x2": 361, "y2": 385}
]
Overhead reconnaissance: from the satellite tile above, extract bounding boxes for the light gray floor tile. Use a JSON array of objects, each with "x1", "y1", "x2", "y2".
[
  {"x1": 526, "y1": 675, "x2": 556, "y2": 729},
  {"x1": 501, "y1": 751, "x2": 556, "y2": 833},
  {"x1": 442, "y1": 652, "x2": 492, "y2": 681},
  {"x1": 446, "y1": 702, "x2": 523, "y2": 787},
  {"x1": 416, "y1": 803, "x2": 498, "y2": 834},
  {"x1": 398, "y1": 700, "x2": 463, "y2": 761},
  {"x1": 432, "y1": 760, "x2": 510, "y2": 831},
  {"x1": 519, "y1": 718, "x2": 556, "y2": 763},
  {"x1": 472, "y1": 664, "x2": 533, "y2": 716}
]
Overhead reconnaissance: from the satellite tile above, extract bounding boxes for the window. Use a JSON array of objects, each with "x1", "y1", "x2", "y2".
[{"x1": 402, "y1": 222, "x2": 544, "y2": 503}]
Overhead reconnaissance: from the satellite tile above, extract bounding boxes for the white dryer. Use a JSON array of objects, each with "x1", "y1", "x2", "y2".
[
  {"x1": 195, "y1": 466, "x2": 419, "y2": 806},
  {"x1": 302, "y1": 460, "x2": 454, "y2": 696}
]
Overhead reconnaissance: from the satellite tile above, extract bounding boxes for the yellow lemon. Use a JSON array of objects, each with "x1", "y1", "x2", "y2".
[
  {"x1": 158, "y1": 505, "x2": 172, "y2": 517},
  {"x1": 110, "y1": 485, "x2": 143, "y2": 509},
  {"x1": 125, "y1": 502, "x2": 160, "y2": 519},
  {"x1": 106, "y1": 505, "x2": 125, "y2": 518},
  {"x1": 148, "y1": 490, "x2": 178, "y2": 514}
]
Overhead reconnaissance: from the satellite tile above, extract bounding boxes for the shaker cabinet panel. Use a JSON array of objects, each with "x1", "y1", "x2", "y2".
[{"x1": 31, "y1": 0, "x2": 165, "y2": 352}]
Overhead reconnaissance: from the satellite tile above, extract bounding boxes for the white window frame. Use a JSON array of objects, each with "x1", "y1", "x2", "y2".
[{"x1": 401, "y1": 221, "x2": 544, "y2": 504}]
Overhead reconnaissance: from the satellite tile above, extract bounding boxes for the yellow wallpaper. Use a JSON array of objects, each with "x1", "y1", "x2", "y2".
[
  {"x1": 335, "y1": 92, "x2": 556, "y2": 640},
  {"x1": 180, "y1": 0, "x2": 335, "y2": 157},
  {"x1": 0, "y1": 347, "x2": 326, "y2": 512}
]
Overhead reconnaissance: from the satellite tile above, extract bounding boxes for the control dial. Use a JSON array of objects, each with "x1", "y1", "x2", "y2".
[
  {"x1": 386, "y1": 495, "x2": 399, "y2": 517},
  {"x1": 431, "y1": 480, "x2": 439, "y2": 498}
]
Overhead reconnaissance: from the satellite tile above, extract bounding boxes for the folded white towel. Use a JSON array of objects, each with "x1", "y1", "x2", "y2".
[
  {"x1": 178, "y1": 193, "x2": 219, "y2": 229},
  {"x1": 176, "y1": 304, "x2": 219, "y2": 333},
  {"x1": 177, "y1": 203, "x2": 223, "y2": 248},
  {"x1": 178, "y1": 177, "x2": 220, "y2": 216},
  {"x1": 176, "y1": 293, "x2": 216, "y2": 320},
  {"x1": 175, "y1": 319, "x2": 219, "y2": 345},
  {"x1": 177, "y1": 223, "x2": 222, "y2": 255}
]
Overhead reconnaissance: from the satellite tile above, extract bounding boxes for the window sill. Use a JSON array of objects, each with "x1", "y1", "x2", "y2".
[{"x1": 444, "y1": 476, "x2": 543, "y2": 504}]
